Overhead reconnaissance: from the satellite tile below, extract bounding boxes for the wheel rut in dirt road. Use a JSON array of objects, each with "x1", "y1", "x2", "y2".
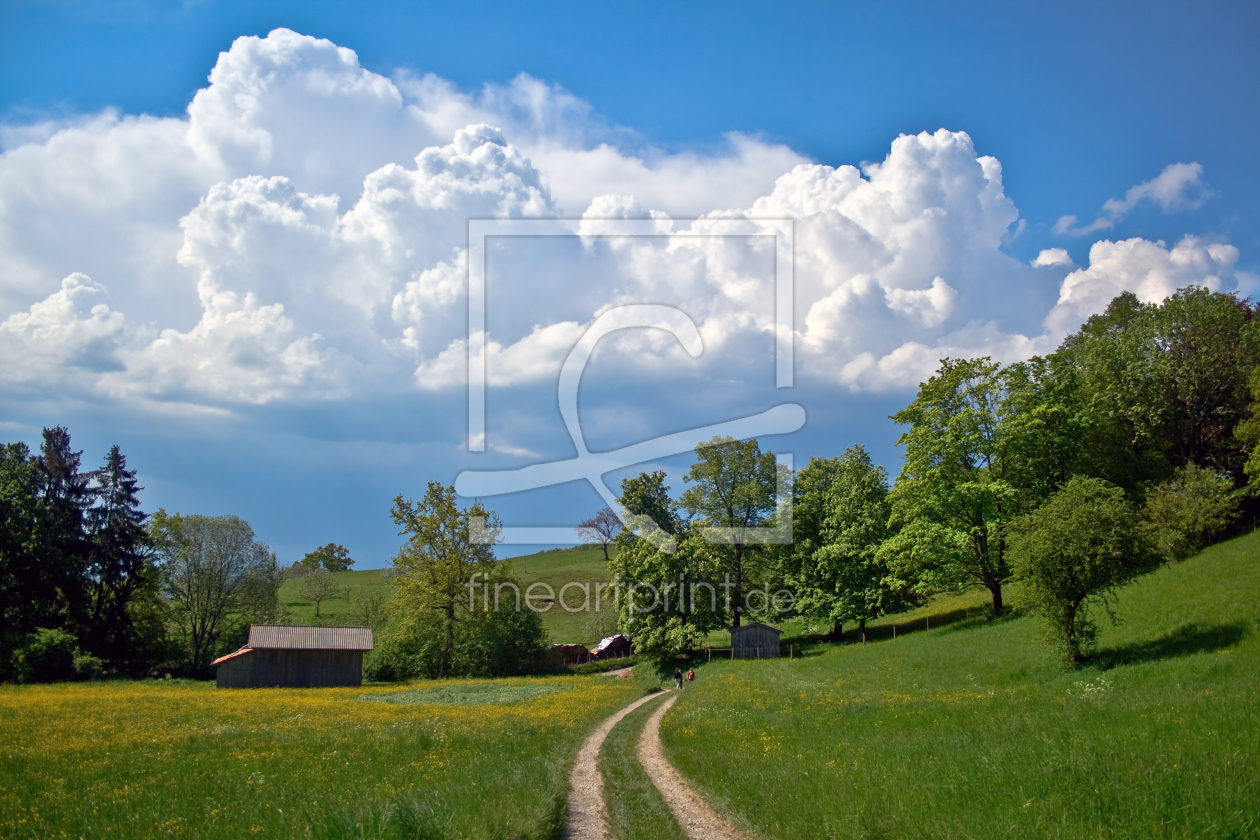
[
  {"x1": 565, "y1": 689, "x2": 672, "y2": 840},
  {"x1": 636, "y1": 693, "x2": 749, "y2": 840}
]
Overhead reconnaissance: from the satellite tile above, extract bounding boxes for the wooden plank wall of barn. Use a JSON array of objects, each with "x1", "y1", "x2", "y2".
[
  {"x1": 216, "y1": 650, "x2": 364, "y2": 688},
  {"x1": 731, "y1": 626, "x2": 781, "y2": 659}
]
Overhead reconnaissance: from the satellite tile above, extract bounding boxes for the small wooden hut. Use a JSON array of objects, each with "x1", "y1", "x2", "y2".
[
  {"x1": 213, "y1": 625, "x2": 373, "y2": 688},
  {"x1": 730, "y1": 622, "x2": 781, "y2": 659}
]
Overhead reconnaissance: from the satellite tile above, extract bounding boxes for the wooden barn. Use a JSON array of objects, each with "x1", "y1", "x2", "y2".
[
  {"x1": 212, "y1": 625, "x2": 373, "y2": 688},
  {"x1": 731, "y1": 622, "x2": 781, "y2": 659},
  {"x1": 592, "y1": 634, "x2": 633, "y2": 660}
]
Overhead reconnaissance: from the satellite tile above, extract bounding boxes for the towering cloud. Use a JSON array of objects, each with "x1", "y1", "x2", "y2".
[{"x1": 0, "y1": 28, "x2": 1248, "y2": 416}]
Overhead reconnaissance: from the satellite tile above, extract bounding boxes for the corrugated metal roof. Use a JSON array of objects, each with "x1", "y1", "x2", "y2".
[
  {"x1": 247, "y1": 625, "x2": 374, "y2": 650},
  {"x1": 731, "y1": 621, "x2": 781, "y2": 636}
]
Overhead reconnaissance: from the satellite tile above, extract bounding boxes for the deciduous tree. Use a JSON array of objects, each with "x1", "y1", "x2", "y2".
[
  {"x1": 1009, "y1": 476, "x2": 1157, "y2": 665},
  {"x1": 576, "y1": 507, "x2": 622, "y2": 560},
  {"x1": 1142, "y1": 465, "x2": 1238, "y2": 561},
  {"x1": 885, "y1": 359, "x2": 1023, "y2": 615},
  {"x1": 384, "y1": 482, "x2": 544, "y2": 678},
  {"x1": 792, "y1": 446, "x2": 915, "y2": 639},
  {"x1": 300, "y1": 565, "x2": 340, "y2": 617},
  {"x1": 680, "y1": 436, "x2": 784, "y2": 627},
  {"x1": 152, "y1": 511, "x2": 277, "y2": 676},
  {"x1": 1058, "y1": 288, "x2": 1260, "y2": 485},
  {"x1": 300, "y1": 542, "x2": 355, "y2": 573}
]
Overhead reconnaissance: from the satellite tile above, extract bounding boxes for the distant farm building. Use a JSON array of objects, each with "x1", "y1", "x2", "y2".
[
  {"x1": 592, "y1": 634, "x2": 633, "y2": 660},
  {"x1": 212, "y1": 625, "x2": 373, "y2": 688},
  {"x1": 731, "y1": 622, "x2": 781, "y2": 659}
]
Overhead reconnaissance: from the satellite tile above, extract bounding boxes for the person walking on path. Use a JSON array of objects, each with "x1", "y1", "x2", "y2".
[
  {"x1": 685, "y1": 668, "x2": 694, "y2": 683},
  {"x1": 673, "y1": 668, "x2": 683, "y2": 689}
]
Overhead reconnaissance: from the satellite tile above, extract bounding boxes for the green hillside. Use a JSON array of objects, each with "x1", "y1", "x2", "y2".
[
  {"x1": 657, "y1": 528, "x2": 1260, "y2": 839},
  {"x1": 280, "y1": 545, "x2": 619, "y2": 645},
  {"x1": 278, "y1": 567, "x2": 393, "y2": 624}
]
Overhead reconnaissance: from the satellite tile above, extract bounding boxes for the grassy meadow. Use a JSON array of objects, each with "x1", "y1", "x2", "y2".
[
  {"x1": 658, "y1": 529, "x2": 1260, "y2": 839},
  {"x1": 6, "y1": 533, "x2": 1256, "y2": 839},
  {"x1": 0, "y1": 674, "x2": 642, "y2": 840}
]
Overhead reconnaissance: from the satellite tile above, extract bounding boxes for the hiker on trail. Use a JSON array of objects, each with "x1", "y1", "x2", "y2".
[
  {"x1": 686, "y1": 668, "x2": 695, "y2": 683},
  {"x1": 674, "y1": 668, "x2": 683, "y2": 689}
]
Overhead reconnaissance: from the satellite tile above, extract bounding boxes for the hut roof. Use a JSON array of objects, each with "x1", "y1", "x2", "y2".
[
  {"x1": 246, "y1": 625, "x2": 374, "y2": 651},
  {"x1": 594, "y1": 634, "x2": 630, "y2": 653},
  {"x1": 730, "y1": 621, "x2": 782, "y2": 636}
]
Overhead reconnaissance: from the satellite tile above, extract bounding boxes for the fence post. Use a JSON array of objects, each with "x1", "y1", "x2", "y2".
[
  {"x1": 893, "y1": 624, "x2": 896, "y2": 640},
  {"x1": 926, "y1": 616, "x2": 930, "y2": 630}
]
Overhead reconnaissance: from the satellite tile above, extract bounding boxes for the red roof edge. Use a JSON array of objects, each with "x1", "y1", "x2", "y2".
[{"x1": 210, "y1": 647, "x2": 253, "y2": 667}]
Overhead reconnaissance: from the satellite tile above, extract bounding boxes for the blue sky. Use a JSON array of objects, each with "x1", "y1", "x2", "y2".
[{"x1": 1, "y1": 0, "x2": 1257, "y2": 565}]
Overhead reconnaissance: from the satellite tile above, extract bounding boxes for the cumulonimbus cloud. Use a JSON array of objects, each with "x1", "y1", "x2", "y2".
[{"x1": 0, "y1": 28, "x2": 1249, "y2": 413}]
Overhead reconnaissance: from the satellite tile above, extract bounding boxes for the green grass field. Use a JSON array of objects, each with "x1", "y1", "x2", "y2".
[
  {"x1": 657, "y1": 529, "x2": 1260, "y2": 839},
  {"x1": 3, "y1": 532, "x2": 1257, "y2": 839},
  {"x1": 0, "y1": 674, "x2": 643, "y2": 840}
]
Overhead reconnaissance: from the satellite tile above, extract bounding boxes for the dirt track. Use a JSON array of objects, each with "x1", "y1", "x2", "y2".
[
  {"x1": 636, "y1": 693, "x2": 749, "y2": 840},
  {"x1": 564, "y1": 690, "x2": 671, "y2": 840}
]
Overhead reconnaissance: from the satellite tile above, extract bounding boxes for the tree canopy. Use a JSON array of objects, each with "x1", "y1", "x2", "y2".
[{"x1": 1008, "y1": 476, "x2": 1157, "y2": 664}]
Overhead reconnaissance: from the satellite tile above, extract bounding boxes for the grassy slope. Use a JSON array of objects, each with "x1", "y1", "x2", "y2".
[
  {"x1": 503, "y1": 546, "x2": 618, "y2": 645},
  {"x1": 281, "y1": 546, "x2": 618, "y2": 645},
  {"x1": 278, "y1": 568, "x2": 392, "y2": 624},
  {"x1": 659, "y1": 530, "x2": 1260, "y2": 840},
  {"x1": 0, "y1": 675, "x2": 643, "y2": 840}
]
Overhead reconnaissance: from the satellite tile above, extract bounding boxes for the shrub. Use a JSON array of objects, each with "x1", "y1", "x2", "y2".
[
  {"x1": 13, "y1": 628, "x2": 79, "y2": 683},
  {"x1": 72, "y1": 652, "x2": 108, "y2": 680},
  {"x1": 1144, "y1": 464, "x2": 1239, "y2": 561}
]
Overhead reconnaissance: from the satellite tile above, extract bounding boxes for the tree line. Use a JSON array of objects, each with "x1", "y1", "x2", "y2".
[
  {"x1": 606, "y1": 286, "x2": 1257, "y2": 665},
  {"x1": 4, "y1": 284, "x2": 1254, "y2": 680},
  {"x1": 0, "y1": 428, "x2": 324, "y2": 680}
]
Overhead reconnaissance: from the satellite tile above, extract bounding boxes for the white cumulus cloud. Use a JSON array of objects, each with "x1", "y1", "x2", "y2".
[
  {"x1": 0, "y1": 27, "x2": 1249, "y2": 416},
  {"x1": 1045, "y1": 236, "x2": 1241, "y2": 336},
  {"x1": 1054, "y1": 162, "x2": 1213, "y2": 237}
]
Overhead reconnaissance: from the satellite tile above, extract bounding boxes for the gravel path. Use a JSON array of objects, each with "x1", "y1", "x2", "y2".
[
  {"x1": 636, "y1": 693, "x2": 750, "y2": 840},
  {"x1": 565, "y1": 690, "x2": 672, "y2": 840}
]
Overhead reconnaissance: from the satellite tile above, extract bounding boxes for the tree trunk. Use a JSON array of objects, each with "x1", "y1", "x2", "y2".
[
  {"x1": 987, "y1": 580, "x2": 1004, "y2": 617},
  {"x1": 732, "y1": 563, "x2": 742, "y2": 628},
  {"x1": 829, "y1": 621, "x2": 844, "y2": 641},
  {"x1": 602, "y1": 542, "x2": 609, "y2": 561},
  {"x1": 1065, "y1": 600, "x2": 1084, "y2": 666},
  {"x1": 858, "y1": 617, "x2": 866, "y2": 638}
]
